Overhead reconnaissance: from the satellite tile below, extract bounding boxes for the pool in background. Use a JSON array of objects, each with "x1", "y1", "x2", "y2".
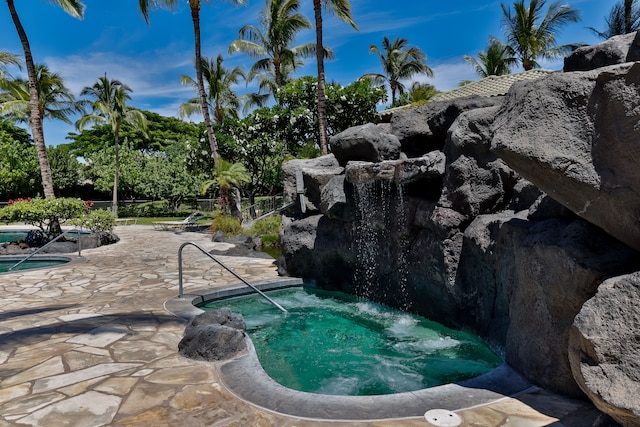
[
  {"x1": 0, "y1": 256, "x2": 71, "y2": 273},
  {"x1": 199, "y1": 286, "x2": 502, "y2": 396},
  {"x1": 165, "y1": 279, "x2": 533, "y2": 421},
  {"x1": 0, "y1": 230, "x2": 29, "y2": 243}
]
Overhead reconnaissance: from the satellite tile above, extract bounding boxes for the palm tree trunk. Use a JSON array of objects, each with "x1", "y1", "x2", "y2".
[
  {"x1": 625, "y1": 0, "x2": 634, "y2": 33},
  {"x1": 7, "y1": 0, "x2": 55, "y2": 198},
  {"x1": 190, "y1": 2, "x2": 220, "y2": 167},
  {"x1": 314, "y1": 0, "x2": 329, "y2": 155},
  {"x1": 113, "y1": 131, "x2": 120, "y2": 217}
]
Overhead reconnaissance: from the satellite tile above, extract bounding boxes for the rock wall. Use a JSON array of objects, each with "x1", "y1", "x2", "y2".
[{"x1": 279, "y1": 35, "x2": 640, "y2": 424}]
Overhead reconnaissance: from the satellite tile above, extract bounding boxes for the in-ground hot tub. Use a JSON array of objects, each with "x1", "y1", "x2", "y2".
[{"x1": 166, "y1": 278, "x2": 533, "y2": 421}]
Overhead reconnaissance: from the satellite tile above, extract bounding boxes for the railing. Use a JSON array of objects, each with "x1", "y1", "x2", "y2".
[
  {"x1": 177, "y1": 241, "x2": 287, "y2": 313},
  {"x1": 8, "y1": 228, "x2": 83, "y2": 272},
  {"x1": 240, "y1": 195, "x2": 290, "y2": 224}
]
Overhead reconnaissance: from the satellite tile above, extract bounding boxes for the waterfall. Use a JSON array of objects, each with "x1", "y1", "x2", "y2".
[{"x1": 352, "y1": 180, "x2": 410, "y2": 308}]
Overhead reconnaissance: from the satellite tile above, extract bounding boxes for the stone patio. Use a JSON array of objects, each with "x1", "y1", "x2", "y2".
[{"x1": 0, "y1": 225, "x2": 606, "y2": 426}]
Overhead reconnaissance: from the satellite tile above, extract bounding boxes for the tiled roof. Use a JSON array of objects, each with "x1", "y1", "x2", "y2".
[{"x1": 430, "y1": 69, "x2": 554, "y2": 102}]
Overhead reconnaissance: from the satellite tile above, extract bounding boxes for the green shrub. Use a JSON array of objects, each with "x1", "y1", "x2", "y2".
[
  {"x1": 0, "y1": 197, "x2": 87, "y2": 235},
  {"x1": 71, "y1": 209, "x2": 116, "y2": 232},
  {"x1": 247, "y1": 215, "x2": 281, "y2": 248},
  {"x1": 247, "y1": 215, "x2": 281, "y2": 236},
  {"x1": 210, "y1": 215, "x2": 242, "y2": 235}
]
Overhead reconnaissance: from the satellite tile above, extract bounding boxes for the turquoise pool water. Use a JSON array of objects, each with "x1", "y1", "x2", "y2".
[
  {"x1": 200, "y1": 287, "x2": 502, "y2": 396},
  {"x1": 0, "y1": 231, "x2": 29, "y2": 243},
  {"x1": 0, "y1": 258, "x2": 70, "y2": 273}
]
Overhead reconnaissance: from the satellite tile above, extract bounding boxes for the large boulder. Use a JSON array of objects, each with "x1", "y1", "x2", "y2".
[
  {"x1": 457, "y1": 214, "x2": 639, "y2": 396},
  {"x1": 492, "y1": 63, "x2": 640, "y2": 251},
  {"x1": 569, "y1": 272, "x2": 640, "y2": 427},
  {"x1": 279, "y1": 214, "x2": 355, "y2": 289},
  {"x1": 564, "y1": 31, "x2": 640, "y2": 72},
  {"x1": 179, "y1": 309, "x2": 247, "y2": 361},
  {"x1": 329, "y1": 123, "x2": 401, "y2": 167},
  {"x1": 390, "y1": 96, "x2": 502, "y2": 157},
  {"x1": 281, "y1": 154, "x2": 343, "y2": 212},
  {"x1": 439, "y1": 106, "x2": 520, "y2": 219}
]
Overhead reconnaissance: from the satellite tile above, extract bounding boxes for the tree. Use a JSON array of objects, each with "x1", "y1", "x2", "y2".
[
  {"x1": 313, "y1": 0, "x2": 357, "y2": 155},
  {"x1": 5, "y1": 0, "x2": 85, "y2": 198},
  {"x1": 589, "y1": 0, "x2": 640, "y2": 39},
  {"x1": 76, "y1": 74, "x2": 147, "y2": 216},
  {"x1": 396, "y1": 81, "x2": 439, "y2": 106},
  {"x1": 464, "y1": 37, "x2": 517, "y2": 77},
  {"x1": 501, "y1": 0, "x2": 581, "y2": 71},
  {"x1": 48, "y1": 144, "x2": 82, "y2": 197},
  {"x1": 361, "y1": 36, "x2": 433, "y2": 107},
  {"x1": 229, "y1": 0, "x2": 319, "y2": 94},
  {"x1": 139, "y1": 0, "x2": 246, "y2": 168},
  {"x1": 201, "y1": 158, "x2": 250, "y2": 219},
  {"x1": 179, "y1": 55, "x2": 245, "y2": 125},
  {"x1": 0, "y1": 51, "x2": 21, "y2": 80},
  {"x1": 0, "y1": 64, "x2": 82, "y2": 138},
  {"x1": 0, "y1": 120, "x2": 39, "y2": 199}
]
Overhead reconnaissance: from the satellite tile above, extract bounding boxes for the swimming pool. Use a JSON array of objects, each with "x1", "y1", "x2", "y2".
[
  {"x1": 0, "y1": 230, "x2": 29, "y2": 243},
  {"x1": 199, "y1": 286, "x2": 502, "y2": 396},
  {"x1": 0, "y1": 256, "x2": 71, "y2": 273}
]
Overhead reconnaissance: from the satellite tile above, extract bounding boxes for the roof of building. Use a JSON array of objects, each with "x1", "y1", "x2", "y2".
[{"x1": 430, "y1": 69, "x2": 555, "y2": 102}]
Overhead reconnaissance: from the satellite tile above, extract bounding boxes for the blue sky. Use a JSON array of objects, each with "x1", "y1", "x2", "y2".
[{"x1": 0, "y1": 0, "x2": 613, "y2": 146}]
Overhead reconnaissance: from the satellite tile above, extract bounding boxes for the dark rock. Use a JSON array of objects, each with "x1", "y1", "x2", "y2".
[
  {"x1": 569, "y1": 272, "x2": 640, "y2": 427},
  {"x1": 458, "y1": 214, "x2": 639, "y2": 396},
  {"x1": 492, "y1": 63, "x2": 640, "y2": 251},
  {"x1": 179, "y1": 309, "x2": 247, "y2": 361},
  {"x1": 282, "y1": 154, "x2": 343, "y2": 213},
  {"x1": 390, "y1": 96, "x2": 502, "y2": 157},
  {"x1": 329, "y1": 123, "x2": 401, "y2": 167},
  {"x1": 212, "y1": 230, "x2": 225, "y2": 242},
  {"x1": 319, "y1": 175, "x2": 356, "y2": 221},
  {"x1": 564, "y1": 32, "x2": 640, "y2": 72}
]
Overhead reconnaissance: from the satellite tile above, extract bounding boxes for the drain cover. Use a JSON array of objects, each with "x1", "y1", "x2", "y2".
[{"x1": 424, "y1": 409, "x2": 462, "y2": 427}]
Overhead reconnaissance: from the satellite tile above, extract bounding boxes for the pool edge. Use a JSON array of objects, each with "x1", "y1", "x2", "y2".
[{"x1": 164, "y1": 279, "x2": 533, "y2": 421}]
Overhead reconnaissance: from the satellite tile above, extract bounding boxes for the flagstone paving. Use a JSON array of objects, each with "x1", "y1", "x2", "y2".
[{"x1": 0, "y1": 225, "x2": 605, "y2": 426}]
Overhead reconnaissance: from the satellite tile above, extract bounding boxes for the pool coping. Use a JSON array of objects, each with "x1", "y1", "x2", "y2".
[
  {"x1": 0, "y1": 254, "x2": 80, "y2": 275},
  {"x1": 164, "y1": 279, "x2": 534, "y2": 422}
]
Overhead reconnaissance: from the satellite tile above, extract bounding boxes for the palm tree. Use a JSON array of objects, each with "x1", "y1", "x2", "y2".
[
  {"x1": 501, "y1": 0, "x2": 581, "y2": 71},
  {"x1": 139, "y1": 0, "x2": 246, "y2": 167},
  {"x1": 0, "y1": 52, "x2": 21, "y2": 80},
  {"x1": 313, "y1": 0, "x2": 357, "y2": 155},
  {"x1": 464, "y1": 37, "x2": 517, "y2": 78},
  {"x1": 5, "y1": 0, "x2": 85, "y2": 198},
  {"x1": 0, "y1": 64, "x2": 82, "y2": 129},
  {"x1": 589, "y1": 0, "x2": 640, "y2": 39},
  {"x1": 76, "y1": 75, "x2": 147, "y2": 217},
  {"x1": 361, "y1": 36, "x2": 434, "y2": 107},
  {"x1": 201, "y1": 158, "x2": 250, "y2": 219},
  {"x1": 229, "y1": 0, "x2": 319, "y2": 96},
  {"x1": 179, "y1": 55, "x2": 245, "y2": 125}
]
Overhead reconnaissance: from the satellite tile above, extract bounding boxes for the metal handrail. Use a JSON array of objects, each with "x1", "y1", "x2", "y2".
[
  {"x1": 178, "y1": 241, "x2": 287, "y2": 313},
  {"x1": 8, "y1": 228, "x2": 83, "y2": 272}
]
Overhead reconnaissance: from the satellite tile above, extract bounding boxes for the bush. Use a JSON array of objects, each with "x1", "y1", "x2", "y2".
[
  {"x1": 0, "y1": 197, "x2": 87, "y2": 235},
  {"x1": 71, "y1": 209, "x2": 116, "y2": 232},
  {"x1": 209, "y1": 215, "x2": 242, "y2": 236},
  {"x1": 246, "y1": 215, "x2": 281, "y2": 248}
]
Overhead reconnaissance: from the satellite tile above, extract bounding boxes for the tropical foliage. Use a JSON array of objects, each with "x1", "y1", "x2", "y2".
[
  {"x1": 464, "y1": 37, "x2": 517, "y2": 77},
  {"x1": 0, "y1": 197, "x2": 88, "y2": 236},
  {"x1": 312, "y1": 0, "x2": 358, "y2": 155},
  {"x1": 0, "y1": 64, "x2": 82, "y2": 130},
  {"x1": 501, "y1": 0, "x2": 581, "y2": 71},
  {"x1": 76, "y1": 74, "x2": 148, "y2": 216},
  {"x1": 179, "y1": 55, "x2": 245, "y2": 125},
  {"x1": 361, "y1": 36, "x2": 433, "y2": 106},
  {"x1": 4, "y1": 0, "x2": 85, "y2": 197},
  {"x1": 0, "y1": 121, "x2": 39, "y2": 199},
  {"x1": 229, "y1": 0, "x2": 318, "y2": 94},
  {"x1": 589, "y1": 0, "x2": 640, "y2": 39}
]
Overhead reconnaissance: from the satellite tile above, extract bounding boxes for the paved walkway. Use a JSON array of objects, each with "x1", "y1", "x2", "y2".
[{"x1": 0, "y1": 225, "x2": 602, "y2": 426}]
